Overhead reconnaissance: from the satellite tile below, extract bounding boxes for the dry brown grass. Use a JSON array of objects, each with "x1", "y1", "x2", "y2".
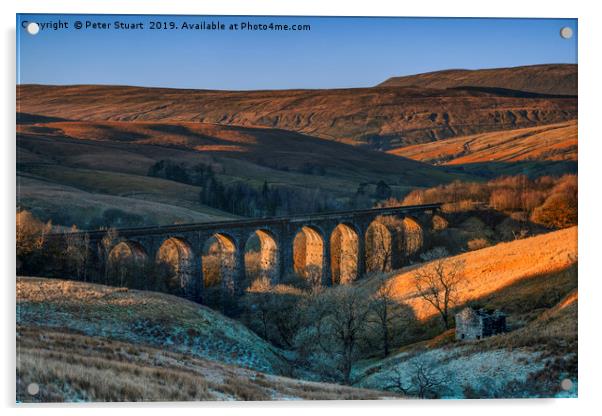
[
  {"x1": 17, "y1": 83, "x2": 576, "y2": 149},
  {"x1": 16, "y1": 326, "x2": 400, "y2": 402},
  {"x1": 390, "y1": 121, "x2": 577, "y2": 164},
  {"x1": 365, "y1": 227, "x2": 577, "y2": 322}
]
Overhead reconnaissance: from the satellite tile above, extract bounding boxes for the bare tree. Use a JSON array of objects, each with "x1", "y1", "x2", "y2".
[
  {"x1": 241, "y1": 278, "x2": 305, "y2": 348},
  {"x1": 384, "y1": 357, "x2": 451, "y2": 399},
  {"x1": 414, "y1": 247, "x2": 464, "y2": 329},
  {"x1": 269, "y1": 285, "x2": 304, "y2": 349},
  {"x1": 368, "y1": 272, "x2": 406, "y2": 357},
  {"x1": 304, "y1": 265, "x2": 323, "y2": 290},
  {"x1": 304, "y1": 285, "x2": 372, "y2": 385},
  {"x1": 243, "y1": 277, "x2": 272, "y2": 339},
  {"x1": 64, "y1": 225, "x2": 90, "y2": 281},
  {"x1": 367, "y1": 224, "x2": 393, "y2": 273}
]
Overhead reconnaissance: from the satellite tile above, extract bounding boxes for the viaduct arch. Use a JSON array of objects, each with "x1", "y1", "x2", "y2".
[{"x1": 64, "y1": 204, "x2": 441, "y2": 304}]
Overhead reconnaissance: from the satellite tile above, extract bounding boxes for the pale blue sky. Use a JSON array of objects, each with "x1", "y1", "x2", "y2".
[{"x1": 17, "y1": 15, "x2": 577, "y2": 90}]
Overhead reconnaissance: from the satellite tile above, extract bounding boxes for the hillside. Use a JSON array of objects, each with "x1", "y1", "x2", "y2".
[
  {"x1": 389, "y1": 120, "x2": 577, "y2": 177},
  {"x1": 355, "y1": 287, "x2": 577, "y2": 398},
  {"x1": 377, "y1": 64, "x2": 577, "y2": 96},
  {"x1": 376, "y1": 226, "x2": 577, "y2": 322},
  {"x1": 17, "y1": 277, "x2": 401, "y2": 402},
  {"x1": 17, "y1": 117, "x2": 465, "y2": 228},
  {"x1": 16, "y1": 119, "x2": 448, "y2": 181},
  {"x1": 353, "y1": 228, "x2": 578, "y2": 398},
  {"x1": 17, "y1": 80, "x2": 577, "y2": 149},
  {"x1": 17, "y1": 174, "x2": 235, "y2": 229},
  {"x1": 17, "y1": 277, "x2": 287, "y2": 374},
  {"x1": 389, "y1": 121, "x2": 577, "y2": 164}
]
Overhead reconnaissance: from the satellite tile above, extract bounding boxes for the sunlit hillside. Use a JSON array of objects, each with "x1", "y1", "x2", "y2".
[
  {"x1": 17, "y1": 79, "x2": 576, "y2": 148},
  {"x1": 366, "y1": 226, "x2": 577, "y2": 322},
  {"x1": 390, "y1": 121, "x2": 577, "y2": 166}
]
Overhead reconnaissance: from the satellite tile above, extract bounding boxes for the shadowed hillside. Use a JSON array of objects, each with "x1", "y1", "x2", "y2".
[
  {"x1": 17, "y1": 79, "x2": 576, "y2": 149},
  {"x1": 17, "y1": 278, "x2": 402, "y2": 402},
  {"x1": 17, "y1": 117, "x2": 469, "y2": 228},
  {"x1": 378, "y1": 64, "x2": 577, "y2": 96},
  {"x1": 17, "y1": 277, "x2": 287, "y2": 374},
  {"x1": 16, "y1": 119, "x2": 451, "y2": 181}
]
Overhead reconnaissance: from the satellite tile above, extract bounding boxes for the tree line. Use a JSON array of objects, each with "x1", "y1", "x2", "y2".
[
  {"x1": 148, "y1": 159, "x2": 402, "y2": 217},
  {"x1": 395, "y1": 174, "x2": 577, "y2": 229}
]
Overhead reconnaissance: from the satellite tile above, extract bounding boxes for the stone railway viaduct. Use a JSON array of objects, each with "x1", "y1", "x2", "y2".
[{"x1": 69, "y1": 203, "x2": 442, "y2": 302}]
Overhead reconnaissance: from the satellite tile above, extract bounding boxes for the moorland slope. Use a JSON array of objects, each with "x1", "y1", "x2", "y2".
[
  {"x1": 18, "y1": 72, "x2": 576, "y2": 149},
  {"x1": 17, "y1": 277, "x2": 287, "y2": 374},
  {"x1": 389, "y1": 120, "x2": 577, "y2": 165},
  {"x1": 378, "y1": 64, "x2": 577, "y2": 96}
]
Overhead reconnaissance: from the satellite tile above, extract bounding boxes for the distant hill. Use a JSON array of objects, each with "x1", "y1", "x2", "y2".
[
  {"x1": 377, "y1": 64, "x2": 577, "y2": 96},
  {"x1": 17, "y1": 80, "x2": 577, "y2": 149}
]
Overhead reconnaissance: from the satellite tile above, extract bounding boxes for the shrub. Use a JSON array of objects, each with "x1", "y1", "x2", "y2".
[
  {"x1": 531, "y1": 192, "x2": 577, "y2": 229},
  {"x1": 467, "y1": 238, "x2": 490, "y2": 251}
]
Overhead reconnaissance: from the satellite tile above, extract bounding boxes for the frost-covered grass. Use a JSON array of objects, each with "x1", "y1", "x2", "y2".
[
  {"x1": 354, "y1": 288, "x2": 578, "y2": 399},
  {"x1": 17, "y1": 277, "x2": 287, "y2": 375},
  {"x1": 17, "y1": 326, "x2": 400, "y2": 402},
  {"x1": 356, "y1": 345, "x2": 544, "y2": 398}
]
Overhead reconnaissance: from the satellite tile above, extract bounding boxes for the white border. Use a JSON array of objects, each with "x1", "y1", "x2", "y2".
[{"x1": 2, "y1": 1, "x2": 601, "y2": 415}]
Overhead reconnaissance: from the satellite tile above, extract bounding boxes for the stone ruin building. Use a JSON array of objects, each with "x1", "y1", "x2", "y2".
[{"x1": 455, "y1": 307, "x2": 507, "y2": 341}]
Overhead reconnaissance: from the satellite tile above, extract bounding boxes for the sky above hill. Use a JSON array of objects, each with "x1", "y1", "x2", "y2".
[{"x1": 17, "y1": 15, "x2": 577, "y2": 90}]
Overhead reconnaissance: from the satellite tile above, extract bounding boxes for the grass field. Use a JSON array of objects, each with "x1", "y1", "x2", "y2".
[
  {"x1": 17, "y1": 176, "x2": 232, "y2": 228},
  {"x1": 18, "y1": 164, "x2": 232, "y2": 215},
  {"x1": 17, "y1": 326, "x2": 400, "y2": 402},
  {"x1": 17, "y1": 277, "x2": 287, "y2": 375}
]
